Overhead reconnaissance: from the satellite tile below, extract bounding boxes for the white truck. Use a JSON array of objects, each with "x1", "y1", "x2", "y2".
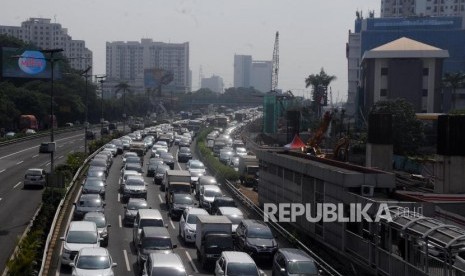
[
  {"x1": 238, "y1": 155, "x2": 259, "y2": 187},
  {"x1": 162, "y1": 170, "x2": 191, "y2": 192},
  {"x1": 195, "y1": 215, "x2": 233, "y2": 269}
]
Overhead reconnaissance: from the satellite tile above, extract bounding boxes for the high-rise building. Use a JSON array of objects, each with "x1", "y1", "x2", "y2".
[
  {"x1": 0, "y1": 18, "x2": 93, "y2": 73},
  {"x1": 106, "y1": 38, "x2": 189, "y2": 94},
  {"x1": 234, "y1": 55, "x2": 272, "y2": 92},
  {"x1": 381, "y1": 0, "x2": 465, "y2": 17},
  {"x1": 201, "y1": 75, "x2": 224, "y2": 93}
]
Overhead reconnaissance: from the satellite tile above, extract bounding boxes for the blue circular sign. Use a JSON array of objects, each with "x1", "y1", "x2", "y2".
[{"x1": 18, "y1": 51, "x2": 46, "y2": 75}]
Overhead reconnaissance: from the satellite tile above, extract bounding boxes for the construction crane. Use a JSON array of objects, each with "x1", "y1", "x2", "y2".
[{"x1": 271, "y1": 31, "x2": 279, "y2": 92}]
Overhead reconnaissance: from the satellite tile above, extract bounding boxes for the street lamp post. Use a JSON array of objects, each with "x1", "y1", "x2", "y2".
[
  {"x1": 96, "y1": 75, "x2": 106, "y2": 131},
  {"x1": 42, "y1": 49, "x2": 64, "y2": 181},
  {"x1": 80, "y1": 66, "x2": 92, "y2": 154}
]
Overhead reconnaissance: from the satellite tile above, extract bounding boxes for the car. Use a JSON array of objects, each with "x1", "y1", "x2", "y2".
[
  {"x1": 123, "y1": 198, "x2": 150, "y2": 226},
  {"x1": 177, "y1": 147, "x2": 192, "y2": 163},
  {"x1": 123, "y1": 162, "x2": 144, "y2": 174},
  {"x1": 4, "y1": 131, "x2": 15, "y2": 138},
  {"x1": 137, "y1": 226, "x2": 177, "y2": 267},
  {"x1": 235, "y1": 147, "x2": 247, "y2": 156},
  {"x1": 187, "y1": 160, "x2": 206, "y2": 186},
  {"x1": 168, "y1": 193, "x2": 195, "y2": 220},
  {"x1": 179, "y1": 137, "x2": 190, "y2": 147},
  {"x1": 89, "y1": 159, "x2": 108, "y2": 176},
  {"x1": 85, "y1": 130, "x2": 96, "y2": 140},
  {"x1": 60, "y1": 221, "x2": 101, "y2": 266},
  {"x1": 119, "y1": 170, "x2": 142, "y2": 191},
  {"x1": 83, "y1": 212, "x2": 111, "y2": 247},
  {"x1": 210, "y1": 197, "x2": 237, "y2": 215},
  {"x1": 219, "y1": 149, "x2": 234, "y2": 165},
  {"x1": 111, "y1": 139, "x2": 124, "y2": 154},
  {"x1": 215, "y1": 251, "x2": 264, "y2": 276},
  {"x1": 199, "y1": 185, "x2": 222, "y2": 210},
  {"x1": 235, "y1": 219, "x2": 278, "y2": 260},
  {"x1": 73, "y1": 194, "x2": 105, "y2": 220},
  {"x1": 122, "y1": 151, "x2": 138, "y2": 165},
  {"x1": 70, "y1": 247, "x2": 117, "y2": 275},
  {"x1": 141, "y1": 253, "x2": 187, "y2": 276},
  {"x1": 147, "y1": 158, "x2": 164, "y2": 177},
  {"x1": 39, "y1": 142, "x2": 51, "y2": 153},
  {"x1": 101, "y1": 126, "x2": 110, "y2": 135},
  {"x1": 153, "y1": 164, "x2": 170, "y2": 185},
  {"x1": 23, "y1": 168, "x2": 46, "y2": 189},
  {"x1": 103, "y1": 143, "x2": 117, "y2": 156},
  {"x1": 196, "y1": 175, "x2": 218, "y2": 199},
  {"x1": 215, "y1": 207, "x2": 244, "y2": 235},
  {"x1": 86, "y1": 169, "x2": 106, "y2": 181},
  {"x1": 161, "y1": 154, "x2": 175, "y2": 170},
  {"x1": 272, "y1": 248, "x2": 320, "y2": 276},
  {"x1": 133, "y1": 209, "x2": 167, "y2": 246},
  {"x1": 25, "y1": 128, "x2": 36, "y2": 134},
  {"x1": 178, "y1": 207, "x2": 209, "y2": 243},
  {"x1": 82, "y1": 178, "x2": 106, "y2": 199},
  {"x1": 122, "y1": 176, "x2": 148, "y2": 202},
  {"x1": 124, "y1": 156, "x2": 142, "y2": 167}
]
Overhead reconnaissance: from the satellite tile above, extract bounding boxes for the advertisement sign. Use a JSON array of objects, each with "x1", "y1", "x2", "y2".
[
  {"x1": 144, "y1": 68, "x2": 174, "y2": 89},
  {"x1": 1, "y1": 47, "x2": 61, "y2": 79}
]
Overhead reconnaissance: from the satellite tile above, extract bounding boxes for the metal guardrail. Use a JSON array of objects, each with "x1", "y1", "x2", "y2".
[{"x1": 0, "y1": 126, "x2": 85, "y2": 147}]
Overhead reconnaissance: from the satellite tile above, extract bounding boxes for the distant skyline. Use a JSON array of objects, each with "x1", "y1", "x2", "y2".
[{"x1": 1, "y1": 0, "x2": 379, "y2": 101}]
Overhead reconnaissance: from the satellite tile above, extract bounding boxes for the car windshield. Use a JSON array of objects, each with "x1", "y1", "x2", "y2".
[
  {"x1": 141, "y1": 237, "x2": 172, "y2": 250},
  {"x1": 76, "y1": 255, "x2": 111, "y2": 269},
  {"x1": 140, "y1": 219, "x2": 164, "y2": 227},
  {"x1": 287, "y1": 261, "x2": 318, "y2": 274},
  {"x1": 190, "y1": 163, "x2": 204, "y2": 169},
  {"x1": 27, "y1": 170, "x2": 42, "y2": 176},
  {"x1": 174, "y1": 195, "x2": 193, "y2": 205},
  {"x1": 84, "y1": 216, "x2": 106, "y2": 228},
  {"x1": 79, "y1": 200, "x2": 102, "y2": 207},
  {"x1": 187, "y1": 214, "x2": 200, "y2": 224},
  {"x1": 127, "y1": 201, "x2": 148, "y2": 210},
  {"x1": 126, "y1": 180, "x2": 144, "y2": 186},
  {"x1": 66, "y1": 231, "x2": 98, "y2": 244},
  {"x1": 227, "y1": 263, "x2": 259, "y2": 276},
  {"x1": 180, "y1": 148, "x2": 191, "y2": 153},
  {"x1": 126, "y1": 157, "x2": 140, "y2": 163},
  {"x1": 153, "y1": 268, "x2": 186, "y2": 276},
  {"x1": 204, "y1": 190, "x2": 221, "y2": 197},
  {"x1": 85, "y1": 180, "x2": 104, "y2": 187},
  {"x1": 247, "y1": 227, "x2": 273, "y2": 239}
]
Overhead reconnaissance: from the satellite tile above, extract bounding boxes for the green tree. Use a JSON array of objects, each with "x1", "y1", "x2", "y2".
[
  {"x1": 305, "y1": 68, "x2": 336, "y2": 115},
  {"x1": 371, "y1": 98, "x2": 424, "y2": 155},
  {"x1": 442, "y1": 71, "x2": 465, "y2": 111}
]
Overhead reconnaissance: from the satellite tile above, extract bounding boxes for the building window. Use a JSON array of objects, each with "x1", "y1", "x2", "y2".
[
  {"x1": 380, "y1": 89, "x2": 388, "y2": 97},
  {"x1": 423, "y1": 89, "x2": 428, "y2": 97},
  {"x1": 423, "y1": 68, "x2": 429, "y2": 76},
  {"x1": 381, "y1": 67, "x2": 388, "y2": 76}
]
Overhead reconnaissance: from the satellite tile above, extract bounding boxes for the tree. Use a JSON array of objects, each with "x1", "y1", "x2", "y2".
[
  {"x1": 370, "y1": 98, "x2": 424, "y2": 155},
  {"x1": 442, "y1": 71, "x2": 465, "y2": 111},
  {"x1": 305, "y1": 68, "x2": 336, "y2": 115},
  {"x1": 114, "y1": 82, "x2": 131, "y2": 131}
]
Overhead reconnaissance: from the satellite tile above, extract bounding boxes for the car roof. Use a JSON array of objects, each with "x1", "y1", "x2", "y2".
[
  {"x1": 187, "y1": 207, "x2": 209, "y2": 215},
  {"x1": 69, "y1": 221, "x2": 97, "y2": 231},
  {"x1": 26, "y1": 168, "x2": 43, "y2": 172},
  {"x1": 128, "y1": 198, "x2": 148, "y2": 204},
  {"x1": 148, "y1": 253, "x2": 184, "y2": 268},
  {"x1": 79, "y1": 194, "x2": 102, "y2": 200},
  {"x1": 218, "y1": 207, "x2": 243, "y2": 216},
  {"x1": 278, "y1": 248, "x2": 315, "y2": 262},
  {"x1": 222, "y1": 251, "x2": 255, "y2": 263},
  {"x1": 203, "y1": 185, "x2": 221, "y2": 192},
  {"x1": 242, "y1": 219, "x2": 269, "y2": 229},
  {"x1": 138, "y1": 209, "x2": 163, "y2": 219},
  {"x1": 83, "y1": 212, "x2": 105, "y2": 219},
  {"x1": 78, "y1": 247, "x2": 109, "y2": 256},
  {"x1": 142, "y1": 226, "x2": 170, "y2": 237}
]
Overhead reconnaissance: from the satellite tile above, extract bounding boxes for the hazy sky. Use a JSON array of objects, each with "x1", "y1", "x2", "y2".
[{"x1": 2, "y1": 0, "x2": 379, "y2": 100}]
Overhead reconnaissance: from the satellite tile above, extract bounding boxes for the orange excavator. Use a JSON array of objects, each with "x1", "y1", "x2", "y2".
[{"x1": 304, "y1": 111, "x2": 333, "y2": 156}]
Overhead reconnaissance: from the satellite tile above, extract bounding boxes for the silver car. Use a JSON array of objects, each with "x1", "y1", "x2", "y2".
[
  {"x1": 23, "y1": 168, "x2": 46, "y2": 189},
  {"x1": 70, "y1": 247, "x2": 117, "y2": 275},
  {"x1": 83, "y1": 212, "x2": 111, "y2": 247}
]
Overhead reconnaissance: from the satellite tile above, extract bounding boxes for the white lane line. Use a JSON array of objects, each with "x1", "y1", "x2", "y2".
[
  {"x1": 0, "y1": 198, "x2": 2, "y2": 201},
  {"x1": 79, "y1": 146, "x2": 84, "y2": 149},
  {"x1": 0, "y1": 169, "x2": 5, "y2": 173},
  {"x1": 16, "y1": 161, "x2": 23, "y2": 165},
  {"x1": 13, "y1": 182, "x2": 21, "y2": 189},
  {"x1": 32, "y1": 154, "x2": 39, "y2": 158},
  {"x1": 69, "y1": 141, "x2": 75, "y2": 144},
  {"x1": 118, "y1": 215, "x2": 122, "y2": 228},
  {"x1": 57, "y1": 155, "x2": 63, "y2": 159},
  {"x1": 58, "y1": 145, "x2": 63, "y2": 148},
  {"x1": 44, "y1": 162, "x2": 51, "y2": 167},
  {"x1": 123, "y1": 250, "x2": 131, "y2": 271},
  {"x1": 117, "y1": 193, "x2": 120, "y2": 202},
  {"x1": 185, "y1": 251, "x2": 199, "y2": 273},
  {"x1": 70, "y1": 150, "x2": 74, "y2": 154},
  {"x1": 158, "y1": 194, "x2": 164, "y2": 203},
  {"x1": 170, "y1": 219, "x2": 175, "y2": 229}
]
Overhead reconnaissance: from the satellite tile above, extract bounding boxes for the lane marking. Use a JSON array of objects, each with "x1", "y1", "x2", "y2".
[
  {"x1": 158, "y1": 194, "x2": 164, "y2": 203},
  {"x1": 123, "y1": 249, "x2": 131, "y2": 271},
  {"x1": 0, "y1": 169, "x2": 5, "y2": 173},
  {"x1": 58, "y1": 145, "x2": 63, "y2": 148},
  {"x1": 44, "y1": 162, "x2": 51, "y2": 167},
  {"x1": 170, "y1": 219, "x2": 176, "y2": 229},
  {"x1": 69, "y1": 150, "x2": 74, "y2": 154},
  {"x1": 117, "y1": 193, "x2": 120, "y2": 202},
  {"x1": 32, "y1": 154, "x2": 39, "y2": 158},
  {"x1": 118, "y1": 215, "x2": 122, "y2": 228},
  {"x1": 176, "y1": 149, "x2": 182, "y2": 170},
  {"x1": 13, "y1": 182, "x2": 22, "y2": 189},
  {"x1": 79, "y1": 146, "x2": 84, "y2": 149},
  {"x1": 58, "y1": 155, "x2": 63, "y2": 159},
  {"x1": 16, "y1": 161, "x2": 23, "y2": 165},
  {"x1": 185, "y1": 251, "x2": 199, "y2": 273}
]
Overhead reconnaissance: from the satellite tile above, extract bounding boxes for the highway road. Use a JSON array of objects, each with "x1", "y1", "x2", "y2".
[
  {"x1": 0, "y1": 129, "x2": 90, "y2": 272},
  {"x1": 56, "y1": 133, "x2": 283, "y2": 276}
]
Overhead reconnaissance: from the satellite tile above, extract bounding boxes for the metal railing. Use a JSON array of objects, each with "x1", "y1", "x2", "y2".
[{"x1": 0, "y1": 126, "x2": 85, "y2": 147}]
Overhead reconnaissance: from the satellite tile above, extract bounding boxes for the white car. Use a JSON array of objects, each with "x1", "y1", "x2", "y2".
[
  {"x1": 214, "y1": 251, "x2": 264, "y2": 276},
  {"x1": 199, "y1": 185, "x2": 222, "y2": 209},
  {"x1": 215, "y1": 207, "x2": 244, "y2": 234},
  {"x1": 103, "y1": 144, "x2": 117, "y2": 156},
  {"x1": 179, "y1": 208, "x2": 209, "y2": 243},
  {"x1": 187, "y1": 160, "x2": 206, "y2": 183},
  {"x1": 119, "y1": 170, "x2": 142, "y2": 192},
  {"x1": 71, "y1": 247, "x2": 117, "y2": 276},
  {"x1": 23, "y1": 168, "x2": 46, "y2": 189},
  {"x1": 235, "y1": 147, "x2": 247, "y2": 156},
  {"x1": 61, "y1": 221, "x2": 101, "y2": 266},
  {"x1": 122, "y1": 152, "x2": 138, "y2": 165}
]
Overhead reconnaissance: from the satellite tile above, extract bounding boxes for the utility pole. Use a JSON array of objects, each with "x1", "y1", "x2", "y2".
[
  {"x1": 96, "y1": 75, "x2": 106, "y2": 131},
  {"x1": 81, "y1": 66, "x2": 92, "y2": 154}
]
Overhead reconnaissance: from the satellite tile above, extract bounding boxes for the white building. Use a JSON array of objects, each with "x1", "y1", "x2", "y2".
[
  {"x1": 234, "y1": 54, "x2": 272, "y2": 92},
  {"x1": 0, "y1": 18, "x2": 93, "y2": 73},
  {"x1": 105, "y1": 38, "x2": 190, "y2": 94},
  {"x1": 201, "y1": 75, "x2": 224, "y2": 93},
  {"x1": 381, "y1": 0, "x2": 465, "y2": 17}
]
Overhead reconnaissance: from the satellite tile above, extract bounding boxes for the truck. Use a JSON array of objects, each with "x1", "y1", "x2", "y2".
[
  {"x1": 19, "y1": 115, "x2": 39, "y2": 131},
  {"x1": 238, "y1": 155, "x2": 259, "y2": 187},
  {"x1": 129, "y1": 142, "x2": 146, "y2": 157},
  {"x1": 195, "y1": 215, "x2": 233, "y2": 269},
  {"x1": 162, "y1": 170, "x2": 191, "y2": 192}
]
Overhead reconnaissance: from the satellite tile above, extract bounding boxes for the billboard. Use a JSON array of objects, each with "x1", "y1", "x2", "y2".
[
  {"x1": 1, "y1": 47, "x2": 61, "y2": 79},
  {"x1": 144, "y1": 68, "x2": 174, "y2": 89}
]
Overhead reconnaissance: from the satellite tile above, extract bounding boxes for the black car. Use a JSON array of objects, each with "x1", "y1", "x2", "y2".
[
  {"x1": 154, "y1": 164, "x2": 170, "y2": 185},
  {"x1": 73, "y1": 194, "x2": 105, "y2": 220},
  {"x1": 123, "y1": 198, "x2": 150, "y2": 226},
  {"x1": 235, "y1": 219, "x2": 278, "y2": 260},
  {"x1": 147, "y1": 158, "x2": 164, "y2": 177},
  {"x1": 101, "y1": 126, "x2": 110, "y2": 135},
  {"x1": 177, "y1": 147, "x2": 192, "y2": 163},
  {"x1": 85, "y1": 130, "x2": 96, "y2": 140},
  {"x1": 161, "y1": 153, "x2": 175, "y2": 170},
  {"x1": 123, "y1": 163, "x2": 144, "y2": 174},
  {"x1": 82, "y1": 177, "x2": 107, "y2": 200},
  {"x1": 168, "y1": 193, "x2": 195, "y2": 220},
  {"x1": 210, "y1": 196, "x2": 236, "y2": 214}
]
